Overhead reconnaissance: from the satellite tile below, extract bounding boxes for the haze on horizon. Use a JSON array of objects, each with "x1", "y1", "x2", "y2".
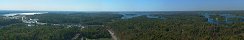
[{"x1": 0, "y1": 0, "x2": 244, "y2": 11}]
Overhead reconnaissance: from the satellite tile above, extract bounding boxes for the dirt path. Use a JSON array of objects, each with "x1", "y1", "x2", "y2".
[{"x1": 107, "y1": 29, "x2": 118, "y2": 40}]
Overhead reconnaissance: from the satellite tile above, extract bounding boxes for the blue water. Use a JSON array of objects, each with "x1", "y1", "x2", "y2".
[
  {"x1": 202, "y1": 13, "x2": 244, "y2": 24},
  {"x1": 119, "y1": 12, "x2": 164, "y2": 19},
  {"x1": 0, "y1": 12, "x2": 9, "y2": 16},
  {"x1": 202, "y1": 14, "x2": 215, "y2": 24}
]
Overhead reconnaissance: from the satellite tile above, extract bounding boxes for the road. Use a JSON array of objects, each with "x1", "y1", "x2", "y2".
[
  {"x1": 107, "y1": 29, "x2": 118, "y2": 40},
  {"x1": 71, "y1": 34, "x2": 80, "y2": 40}
]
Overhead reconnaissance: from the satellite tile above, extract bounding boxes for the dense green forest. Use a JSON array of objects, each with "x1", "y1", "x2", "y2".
[
  {"x1": 0, "y1": 13, "x2": 117, "y2": 40},
  {"x1": 107, "y1": 13, "x2": 244, "y2": 40},
  {"x1": 27, "y1": 12, "x2": 122, "y2": 25},
  {"x1": 1, "y1": 11, "x2": 244, "y2": 40},
  {"x1": 0, "y1": 17, "x2": 22, "y2": 26},
  {"x1": 0, "y1": 23, "x2": 111, "y2": 40},
  {"x1": 0, "y1": 23, "x2": 79, "y2": 40}
]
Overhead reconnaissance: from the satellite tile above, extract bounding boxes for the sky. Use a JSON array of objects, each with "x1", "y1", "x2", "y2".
[{"x1": 0, "y1": 0, "x2": 244, "y2": 11}]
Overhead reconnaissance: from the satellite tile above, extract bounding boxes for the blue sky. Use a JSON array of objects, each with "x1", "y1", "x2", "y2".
[{"x1": 0, "y1": 0, "x2": 244, "y2": 11}]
